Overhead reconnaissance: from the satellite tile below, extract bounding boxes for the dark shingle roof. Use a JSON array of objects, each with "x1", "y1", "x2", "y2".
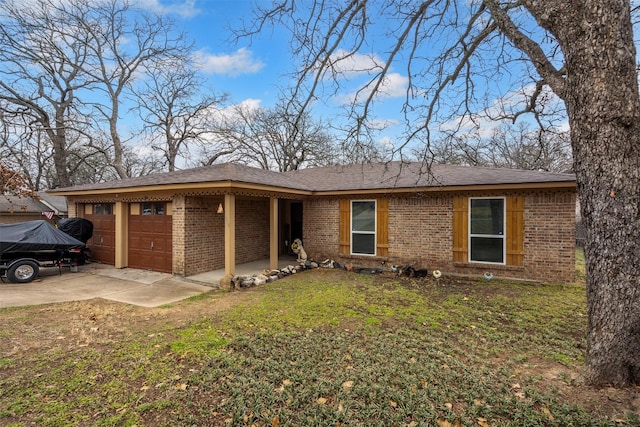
[
  {"x1": 37, "y1": 192, "x2": 68, "y2": 213},
  {"x1": 285, "y1": 162, "x2": 575, "y2": 192},
  {"x1": 0, "y1": 195, "x2": 48, "y2": 213},
  {"x1": 51, "y1": 163, "x2": 314, "y2": 193},
  {"x1": 50, "y1": 161, "x2": 575, "y2": 195},
  {"x1": 0, "y1": 193, "x2": 67, "y2": 214}
]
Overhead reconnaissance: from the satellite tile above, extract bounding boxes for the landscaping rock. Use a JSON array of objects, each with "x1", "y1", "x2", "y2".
[
  {"x1": 254, "y1": 274, "x2": 268, "y2": 286},
  {"x1": 226, "y1": 258, "x2": 340, "y2": 290}
]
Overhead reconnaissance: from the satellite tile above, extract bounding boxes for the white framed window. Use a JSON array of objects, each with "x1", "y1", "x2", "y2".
[
  {"x1": 469, "y1": 197, "x2": 505, "y2": 264},
  {"x1": 351, "y1": 200, "x2": 376, "y2": 255}
]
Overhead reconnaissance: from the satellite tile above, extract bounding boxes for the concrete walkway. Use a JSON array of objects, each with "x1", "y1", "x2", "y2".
[
  {"x1": 0, "y1": 257, "x2": 302, "y2": 309},
  {"x1": 0, "y1": 264, "x2": 213, "y2": 308},
  {"x1": 186, "y1": 256, "x2": 299, "y2": 285}
]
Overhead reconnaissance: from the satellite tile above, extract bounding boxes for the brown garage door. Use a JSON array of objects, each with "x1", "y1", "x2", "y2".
[
  {"x1": 85, "y1": 203, "x2": 116, "y2": 265},
  {"x1": 128, "y1": 202, "x2": 172, "y2": 273}
]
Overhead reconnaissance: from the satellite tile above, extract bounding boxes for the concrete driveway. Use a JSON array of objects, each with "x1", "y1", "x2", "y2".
[{"x1": 0, "y1": 264, "x2": 213, "y2": 308}]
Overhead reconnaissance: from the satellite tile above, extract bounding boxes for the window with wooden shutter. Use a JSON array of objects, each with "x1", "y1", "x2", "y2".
[
  {"x1": 339, "y1": 199, "x2": 350, "y2": 255},
  {"x1": 453, "y1": 196, "x2": 469, "y2": 262},
  {"x1": 376, "y1": 198, "x2": 389, "y2": 257},
  {"x1": 351, "y1": 200, "x2": 376, "y2": 255},
  {"x1": 506, "y1": 196, "x2": 524, "y2": 266},
  {"x1": 339, "y1": 198, "x2": 388, "y2": 257},
  {"x1": 470, "y1": 197, "x2": 505, "y2": 263},
  {"x1": 453, "y1": 195, "x2": 524, "y2": 266}
]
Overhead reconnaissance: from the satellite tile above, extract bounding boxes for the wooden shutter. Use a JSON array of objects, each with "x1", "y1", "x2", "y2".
[
  {"x1": 452, "y1": 196, "x2": 468, "y2": 262},
  {"x1": 376, "y1": 198, "x2": 389, "y2": 257},
  {"x1": 339, "y1": 199, "x2": 351, "y2": 255},
  {"x1": 506, "y1": 196, "x2": 524, "y2": 266}
]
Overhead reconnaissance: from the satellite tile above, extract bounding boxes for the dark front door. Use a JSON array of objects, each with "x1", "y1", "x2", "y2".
[{"x1": 291, "y1": 202, "x2": 303, "y2": 242}]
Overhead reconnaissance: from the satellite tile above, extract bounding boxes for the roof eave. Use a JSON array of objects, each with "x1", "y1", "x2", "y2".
[
  {"x1": 53, "y1": 179, "x2": 576, "y2": 199},
  {"x1": 312, "y1": 180, "x2": 577, "y2": 196},
  {"x1": 50, "y1": 180, "x2": 313, "y2": 197}
]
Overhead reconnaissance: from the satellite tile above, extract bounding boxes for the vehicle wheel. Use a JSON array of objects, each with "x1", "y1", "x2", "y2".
[{"x1": 7, "y1": 260, "x2": 40, "y2": 283}]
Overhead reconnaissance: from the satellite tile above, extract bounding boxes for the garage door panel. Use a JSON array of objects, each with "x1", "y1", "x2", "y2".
[
  {"x1": 101, "y1": 235, "x2": 115, "y2": 247},
  {"x1": 139, "y1": 221, "x2": 155, "y2": 233},
  {"x1": 85, "y1": 213, "x2": 115, "y2": 265},
  {"x1": 151, "y1": 236, "x2": 171, "y2": 251},
  {"x1": 128, "y1": 206, "x2": 172, "y2": 273}
]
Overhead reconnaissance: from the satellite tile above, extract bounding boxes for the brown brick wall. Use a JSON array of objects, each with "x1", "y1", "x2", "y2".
[
  {"x1": 389, "y1": 195, "x2": 453, "y2": 269},
  {"x1": 235, "y1": 199, "x2": 270, "y2": 264},
  {"x1": 171, "y1": 195, "x2": 186, "y2": 276},
  {"x1": 449, "y1": 190, "x2": 576, "y2": 282},
  {"x1": 303, "y1": 190, "x2": 576, "y2": 283},
  {"x1": 177, "y1": 196, "x2": 225, "y2": 276},
  {"x1": 67, "y1": 202, "x2": 78, "y2": 218},
  {"x1": 303, "y1": 198, "x2": 341, "y2": 260},
  {"x1": 523, "y1": 191, "x2": 576, "y2": 283},
  {"x1": 174, "y1": 196, "x2": 271, "y2": 276},
  {"x1": 304, "y1": 196, "x2": 455, "y2": 270}
]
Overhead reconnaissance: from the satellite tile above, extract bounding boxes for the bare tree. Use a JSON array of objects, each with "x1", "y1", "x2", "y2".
[
  {"x1": 0, "y1": 0, "x2": 193, "y2": 185},
  {"x1": 428, "y1": 123, "x2": 573, "y2": 172},
  {"x1": 75, "y1": 0, "x2": 191, "y2": 178},
  {"x1": 134, "y1": 59, "x2": 229, "y2": 171},
  {"x1": 0, "y1": 0, "x2": 94, "y2": 187},
  {"x1": 244, "y1": 1, "x2": 640, "y2": 386},
  {"x1": 212, "y1": 100, "x2": 336, "y2": 172}
]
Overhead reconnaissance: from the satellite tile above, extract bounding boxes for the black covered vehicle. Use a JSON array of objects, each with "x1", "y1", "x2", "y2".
[
  {"x1": 58, "y1": 217, "x2": 94, "y2": 244},
  {"x1": 0, "y1": 220, "x2": 87, "y2": 283}
]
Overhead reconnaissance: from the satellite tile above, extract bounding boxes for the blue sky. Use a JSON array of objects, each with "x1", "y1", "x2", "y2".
[
  {"x1": 144, "y1": 0, "x2": 296, "y2": 107},
  {"x1": 133, "y1": 0, "x2": 580, "y2": 154},
  {"x1": 135, "y1": 0, "x2": 421, "y2": 149}
]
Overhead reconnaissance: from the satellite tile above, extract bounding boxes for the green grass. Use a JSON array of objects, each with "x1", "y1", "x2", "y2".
[{"x1": 1, "y1": 268, "x2": 630, "y2": 426}]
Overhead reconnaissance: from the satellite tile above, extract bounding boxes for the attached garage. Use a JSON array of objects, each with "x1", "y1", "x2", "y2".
[
  {"x1": 128, "y1": 202, "x2": 172, "y2": 273},
  {"x1": 84, "y1": 203, "x2": 116, "y2": 265}
]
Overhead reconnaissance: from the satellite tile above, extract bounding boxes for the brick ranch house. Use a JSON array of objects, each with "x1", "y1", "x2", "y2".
[{"x1": 49, "y1": 161, "x2": 577, "y2": 283}]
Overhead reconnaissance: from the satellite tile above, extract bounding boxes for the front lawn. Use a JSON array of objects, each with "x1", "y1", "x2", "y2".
[{"x1": 1, "y1": 268, "x2": 638, "y2": 426}]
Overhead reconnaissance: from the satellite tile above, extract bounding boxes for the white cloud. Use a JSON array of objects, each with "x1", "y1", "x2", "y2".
[
  {"x1": 195, "y1": 48, "x2": 265, "y2": 76},
  {"x1": 336, "y1": 72, "x2": 409, "y2": 105},
  {"x1": 378, "y1": 73, "x2": 409, "y2": 98},
  {"x1": 136, "y1": 0, "x2": 200, "y2": 19},
  {"x1": 206, "y1": 98, "x2": 262, "y2": 123},
  {"x1": 439, "y1": 83, "x2": 567, "y2": 136},
  {"x1": 328, "y1": 49, "x2": 385, "y2": 75}
]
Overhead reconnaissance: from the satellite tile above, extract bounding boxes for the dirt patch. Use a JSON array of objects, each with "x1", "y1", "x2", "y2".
[{"x1": 0, "y1": 289, "x2": 258, "y2": 357}]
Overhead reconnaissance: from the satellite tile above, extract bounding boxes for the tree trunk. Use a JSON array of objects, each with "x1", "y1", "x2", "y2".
[
  {"x1": 109, "y1": 104, "x2": 129, "y2": 179},
  {"x1": 45, "y1": 114, "x2": 71, "y2": 188},
  {"x1": 561, "y1": 1, "x2": 640, "y2": 386}
]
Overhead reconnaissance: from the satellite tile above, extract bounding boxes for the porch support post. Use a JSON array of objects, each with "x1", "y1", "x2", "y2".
[
  {"x1": 224, "y1": 193, "x2": 236, "y2": 276},
  {"x1": 270, "y1": 197, "x2": 279, "y2": 271},
  {"x1": 114, "y1": 201, "x2": 128, "y2": 269}
]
